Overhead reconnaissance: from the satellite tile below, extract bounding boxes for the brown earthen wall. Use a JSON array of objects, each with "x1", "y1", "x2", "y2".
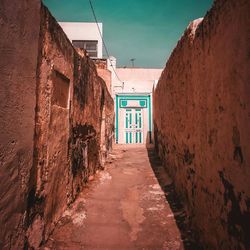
[
  {"x1": 26, "y1": 5, "x2": 114, "y2": 248},
  {"x1": 154, "y1": 0, "x2": 250, "y2": 249},
  {"x1": 0, "y1": 1, "x2": 41, "y2": 249},
  {"x1": 96, "y1": 68, "x2": 112, "y2": 95},
  {"x1": 26, "y1": 6, "x2": 75, "y2": 247},
  {"x1": 70, "y1": 53, "x2": 114, "y2": 201},
  {"x1": 94, "y1": 59, "x2": 112, "y2": 95},
  {"x1": 0, "y1": 2, "x2": 114, "y2": 249}
]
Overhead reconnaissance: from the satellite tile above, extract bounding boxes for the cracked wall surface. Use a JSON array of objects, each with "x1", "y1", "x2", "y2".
[
  {"x1": 0, "y1": 1, "x2": 114, "y2": 249},
  {"x1": 153, "y1": 0, "x2": 250, "y2": 249}
]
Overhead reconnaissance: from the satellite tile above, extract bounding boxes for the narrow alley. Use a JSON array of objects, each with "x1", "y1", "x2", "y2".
[
  {"x1": 1, "y1": 0, "x2": 249, "y2": 249},
  {"x1": 43, "y1": 146, "x2": 196, "y2": 250}
]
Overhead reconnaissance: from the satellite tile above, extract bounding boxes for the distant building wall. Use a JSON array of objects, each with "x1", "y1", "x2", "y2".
[
  {"x1": 154, "y1": 0, "x2": 250, "y2": 248},
  {"x1": 114, "y1": 68, "x2": 162, "y2": 94},
  {"x1": 59, "y1": 22, "x2": 103, "y2": 58},
  {"x1": 113, "y1": 68, "x2": 162, "y2": 144}
]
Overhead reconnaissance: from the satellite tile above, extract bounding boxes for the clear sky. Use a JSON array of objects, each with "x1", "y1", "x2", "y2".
[{"x1": 42, "y1": 0, "x2": 213, "y2": 68}]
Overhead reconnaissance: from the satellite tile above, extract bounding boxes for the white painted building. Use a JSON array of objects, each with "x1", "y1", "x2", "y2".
[
  {"x1": 111, "y1": 62, "x2": 163, "y2": 145},
  {"x1": 59, "y1": 22, "x2": 103, "y2": 58}
]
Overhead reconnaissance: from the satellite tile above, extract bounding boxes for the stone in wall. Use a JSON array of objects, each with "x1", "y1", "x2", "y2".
[{"x1": 154, "y1": 0, "x2": 250, "y2": 249}]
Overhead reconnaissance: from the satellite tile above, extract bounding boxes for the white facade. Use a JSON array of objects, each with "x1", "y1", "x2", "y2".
[
  {"x1": 59, "y1": 22, "x2": 103, "y2": 58},
  {"x1": 111, "y1": 62, "x2": 163, "y2": 144},
  {"x1": 113, "y1": 68, "x2": 162, "y2": 94}
]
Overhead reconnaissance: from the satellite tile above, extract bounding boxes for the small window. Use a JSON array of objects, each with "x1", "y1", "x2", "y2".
[
  {"x1": 88, "y1": 51, "x2": 98, "y2": 57},
  {"x1": 72, "y1": 40, "x2": 98, "y2": 58},
  {"x1": 85, "y1": 43, "x2": 97, "y2": 50},
  {"x1": 51, "y1": 70, "x2": 70, "y2": 108}
]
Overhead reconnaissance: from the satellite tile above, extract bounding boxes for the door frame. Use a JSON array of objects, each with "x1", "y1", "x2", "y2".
[{"x1": 115, "y1": 93, "x2": 152, "y2": 144}]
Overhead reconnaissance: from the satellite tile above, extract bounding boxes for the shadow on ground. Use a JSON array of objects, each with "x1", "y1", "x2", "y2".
[{"x1": 146, "y1": 145, "x2": 203, "y2": 250}]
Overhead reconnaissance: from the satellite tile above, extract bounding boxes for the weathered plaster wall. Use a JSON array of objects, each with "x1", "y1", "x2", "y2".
[
  {"x1": 94, "y1": 59, "x2": 112, "y2": 95},
  {"x1": 0, "y1": 0, "x2": 41, "y2": 249},
  {"x1": 70, "y1": 52, "x2": 114, "y2": 200},
  {"x1": 26, "y1": 5, "x2": 114, "y2": 248},
  {"x1": 96, "y1": 69, "x2": 112, "y2": 95},
  {"x1": 0, "y1": 2, "x2": 114, "y2": 249},
  {"x1": 26, "y1": 6, "x2": 75, "y2": 247},
  {"x1": 154, "y1": 0, "x2": 250, "y2": 249}
]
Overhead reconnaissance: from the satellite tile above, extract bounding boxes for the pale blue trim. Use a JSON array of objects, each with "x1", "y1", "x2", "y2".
[
  {"x1": 116, "y1": 94, "x2": 152, "y2": 144},
  {"x1": 115, "y1": 95, "x2": 119, "y2": 143},
  {"x1": 148, "y1": 95, "x2": 152, "y2": 143},
  {"x1": 119, "y1": 98, "x2": 148, "y2": 108}
]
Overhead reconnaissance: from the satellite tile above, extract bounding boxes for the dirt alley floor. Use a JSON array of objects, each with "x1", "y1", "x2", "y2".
[{"x1": 43, "y1": 145, "x2": 200, "y2": 250}]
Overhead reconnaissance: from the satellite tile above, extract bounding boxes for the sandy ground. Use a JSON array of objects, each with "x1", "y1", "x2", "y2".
[{"x1": 42, "y1": 145, "x2": 199, "y2": 250}]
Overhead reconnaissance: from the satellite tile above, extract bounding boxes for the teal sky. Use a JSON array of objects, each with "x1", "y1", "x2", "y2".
[{"x1": 42, "y1": 0, "x2": 213, "y2": 68}]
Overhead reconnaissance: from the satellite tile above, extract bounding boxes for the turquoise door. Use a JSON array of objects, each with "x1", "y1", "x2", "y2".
[{"x1": 125, "y1": 109, "x2": 143, "y2": 144}]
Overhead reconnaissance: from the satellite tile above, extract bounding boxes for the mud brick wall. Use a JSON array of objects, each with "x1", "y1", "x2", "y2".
[
  {"x1": 153, "y1": 0, "x2": 250, "y2": 249},
  {"x1": 26, "y1": 5, "x2": 114, "y2": 248},
  {"x1": 0, "y1": 2, "x2": 114, "y2": 249},
  {"x1": 26, "y1": 5, "x2": 75, "y2": 247},
  {"x1": 0, "y1": 1, "x2": 41, "y2": 249},
  {"x1": 94, "y1": 59, "x2": 112, "y2": 96},
  {"x1": 70, "y1": 53, "x2": 114, "y2": 200}
]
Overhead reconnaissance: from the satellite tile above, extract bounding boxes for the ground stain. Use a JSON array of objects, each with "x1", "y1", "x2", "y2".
[{"x1": 120, "y1": 186, "x2": 145, "y2": 241}]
